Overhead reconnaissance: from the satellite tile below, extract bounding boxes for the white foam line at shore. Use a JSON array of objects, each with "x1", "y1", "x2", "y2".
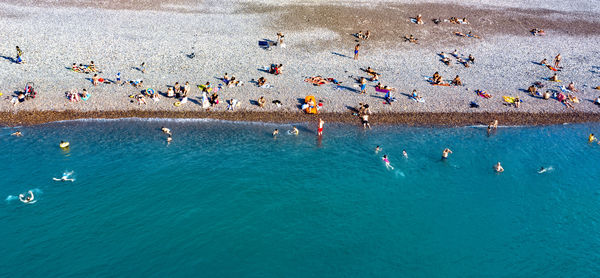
[{"x1": 42, "y1": 117, "x2": 309, "y2": 127}]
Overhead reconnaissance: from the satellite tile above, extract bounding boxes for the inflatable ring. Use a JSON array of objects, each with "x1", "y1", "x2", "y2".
[
  {"x1": 174, "y1": 102, "x2": 182, "y2": 107},
  {"x1": 147, "y1": 88, "x2": 155, "y2": 95},
  {"x1": 59, "y1": 142, "x2": 70, "y2": 148}
]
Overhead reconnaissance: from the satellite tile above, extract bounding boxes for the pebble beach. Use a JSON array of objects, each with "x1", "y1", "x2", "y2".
[{"x1": 1, "y1": 0, "x2": 599, "y2": 126}]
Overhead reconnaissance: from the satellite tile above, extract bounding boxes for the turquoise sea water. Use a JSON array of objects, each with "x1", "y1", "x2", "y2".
[{"x1": 1, "y1": 119, "x2": 600, "y2": 277}]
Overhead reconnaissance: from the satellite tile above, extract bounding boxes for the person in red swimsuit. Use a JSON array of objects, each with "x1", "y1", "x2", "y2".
[{"x1": 317, "y1": 118, "x2": 324, "y2": 136}]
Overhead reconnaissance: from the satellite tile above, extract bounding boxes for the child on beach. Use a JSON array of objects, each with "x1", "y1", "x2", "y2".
[
  {"x1": 354, "y1": 44, "x2": 360, "y2": 60},
  {"x1": 15, "y1": 46, "x2": 24, "y2": 64}
]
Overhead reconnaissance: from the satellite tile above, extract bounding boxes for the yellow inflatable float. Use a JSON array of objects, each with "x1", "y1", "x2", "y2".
[{"x1": 59, "y1": 141, "x2": 70, "y2": 149}]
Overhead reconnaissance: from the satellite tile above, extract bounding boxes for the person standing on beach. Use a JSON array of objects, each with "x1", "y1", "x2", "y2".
[
  {"x1": 442, "y1": 148, "x2": 453, "y2": 160},
  {"x1": 354, "y1": 44, "x2": 360, "y2": 60},
  {"x1": 140, "y1": 62, "x2": 146, "y2": 73},
  {"x1": 318, "y1": 118, "x2": 325, "y2": 136},
  {"x1": 360, "y1": 79, "x2": 367, "y2": 94},
  {"x1": 183, "y1": 82, "x2": 190, "y2": 97},
  {"x1": 554, "y1": 54, "x2": 562, "y2": 68},
  {"x1": 15, "y1": 46, "x2": 24, "y2": 64}
]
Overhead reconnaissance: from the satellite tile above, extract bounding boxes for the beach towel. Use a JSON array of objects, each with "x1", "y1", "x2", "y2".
[
  {"x1": 411, "y1": 97, "x2": 425, "y2": 103},
  {"x1": 375, "y1": 87, "x2": 392, "y2": 93},
  {"x1": 503, "y1": 96, "x2": 522, "y2": 103},
  {"x1": 201, "y1": 92, "x2": 210, "y2": 108}
]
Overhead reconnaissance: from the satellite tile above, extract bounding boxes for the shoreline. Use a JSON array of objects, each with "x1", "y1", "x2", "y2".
[{"x1": 3, "y1": 111, "x2": 600, "y2": 127}]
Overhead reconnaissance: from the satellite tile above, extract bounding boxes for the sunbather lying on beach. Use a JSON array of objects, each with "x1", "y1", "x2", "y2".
[
  {"x1": 595, "y1": 96, "x2": 600, "y2": 105},
  {"x1": 404, "y1": 35, "x2": 418, "y2": 44},
  {"x1": 228, "y1": 76, "x2": 242, "y2": 87},
  {"x1": 457, "y1": 57, "x2": 470, "y2": 67},
  {"x1": 257, "y1": 77, "x2": 266, "y2": 87},
  {"x1": 468, "y1": 54, "x2": 475, "y2": 64},
  {"x1": 370, "y1": 73, "x2": 379, "y2": 82},
  {"x1": 66, "y1": 89, "x2": 81, "y2": 102},
  {"x1": 431, "y1": 72, "x2": 445, "y2": 84},
  {"x1": 375, "y1": 83, "x2": 395, "y2": 91},
  {"x1": 71, "y1": 63, "x2": 81, "y2": 72},
  {"x1": 567, "y1": 82, "x2": 578, "y2": 92},
  {"x1": 305, "y1": 76, "x2": 329, "y2": 86},
  {"x1": 136, "y1": 94, "x2": 147, "y2": 105},
  {"x1": 567, "y1": 94, "x2": 580, "y2": 104},
  {"x1": 441, "y1": 57, "x2": 451, "y2": 66},
  {"x1": 257, "y1": 96, "x2": 266, "y2": 108},
  {"x1": 130, "y1": 80, "x2": 143, "y2": 88},
  {"x1": 415, "y1": 14, "x2": 424, "y2": 24},
  {"x1": 365, "y1": 67, "x2": 378, "y2": 76},
  {"x1": 269, "y1": 64, "x2": 282, "y2": 75},
  {"x1": 549, "y1": 73, "x2": 560, "y2": 82},
  {"x1": 531, "y1": 28, "x2": 545, "y2": 36},
  {"x1": 451, "y1": 75, "x2": 462, "y2": 86}
]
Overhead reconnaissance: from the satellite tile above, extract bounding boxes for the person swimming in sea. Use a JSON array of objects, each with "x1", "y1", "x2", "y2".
[
  {"x1": 167, "y1": 135, "x2": 172, "y2": 143},
  {"x1": 11, "y1": 131, "x2": 22, "y2": 136},
  {"x1": 382, "y1": 155, "x2": 394, "y2": 170},
  {"x1": 53, "y1": 171, "x2": 75, "y2": 182},
  {"x1": 538, "y1": 166, "x2": 553, "y2": 174},
  {"x1": 291, "y1": 126, "x2": 299, "y2": 135},
  {"x1": 442, "y1": 148, "x2": 453, "y2": 159},
  {"x1": 589, "y1": 133, "x2": 596, "y2": 143},
  {"x1": 494, "y1": 162, "x2": 504, "y2": 173},
  {"x1": 19, "y1": 190, "x2": 35, "y2": 204},
  {"x1": 161, "y1": 127, "x2": 172, "y2": 136},
  {"x1": 272, "y1": 129, "x2": 279, "y2": 137},
  {"x1": 375, "y1": 145, "x2": 381, "y2": 153},
  {"x1": 403, "y1": 150, "x2": 408, "y2": 158}
]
